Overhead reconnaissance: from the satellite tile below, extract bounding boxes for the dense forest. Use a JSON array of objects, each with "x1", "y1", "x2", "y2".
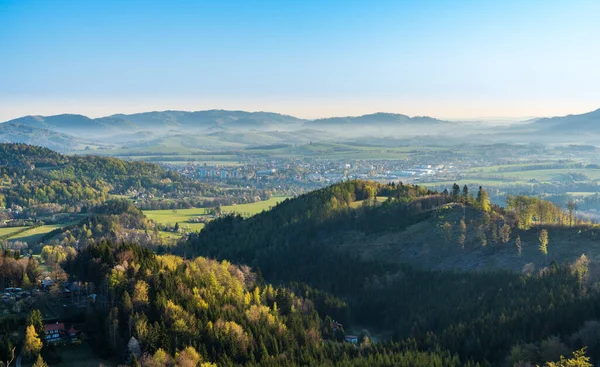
[{"x1": 179, "y1": 180, "x2": 600, "y2": 366}]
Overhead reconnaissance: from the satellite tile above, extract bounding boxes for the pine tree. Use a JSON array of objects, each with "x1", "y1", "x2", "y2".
[
  {"x1": 28, "y1": 309, "x2": 44, "y2": 338},
  {"x1": 32, "y1": 354, "x2": 48, "y2": 367}
]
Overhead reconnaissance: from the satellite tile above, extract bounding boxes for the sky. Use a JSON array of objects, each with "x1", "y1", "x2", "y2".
[{"x1": 1, "y1": 0, "x2": 599, "y2": 121}]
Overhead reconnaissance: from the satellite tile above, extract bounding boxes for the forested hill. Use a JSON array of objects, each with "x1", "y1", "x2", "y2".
[
  {"x1": 180, "y1": 179, "x2": 591, "y2": 277},
  {"x1": 0, "y1": 143, "x2": 223, "y2": 209}
]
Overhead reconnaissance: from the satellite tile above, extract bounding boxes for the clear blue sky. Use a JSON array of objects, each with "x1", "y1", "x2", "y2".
[{"x1": 1, "y1": 0, "x2": 599, "y2": 120}]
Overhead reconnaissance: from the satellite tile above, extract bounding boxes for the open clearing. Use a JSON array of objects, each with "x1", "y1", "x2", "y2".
[
  {"x1": 144, "y1": 197, "x2": 289, "y2": 231},
  {"x1": 144, "y1": 207, "x2": 210, "y2": 224},
  {"x1": 8, "y1": 224, "x2": 63, "y2": 243},
  {"x1": 220, "y1": 197, "x2": 289, "y2": 216},
  {"x1": 0, "y1": 226, "x2": 27, "y2": 237}
]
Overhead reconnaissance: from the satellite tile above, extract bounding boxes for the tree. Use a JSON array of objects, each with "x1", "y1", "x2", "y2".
[
  {"x1": 458, "y1": 219, "x2": 467, "y2": 249},
  {"x1": 544, "y1": 347, "x2": 592, "y2": 367},
  {"x1": 130, "y1": 353, "x2": 140, "y2": 367},
  {"x1": 477, "y1": 225, "x2": 487, "y2": 247},
  {"x1": 122, "y1": 291, "x2": 133, "y2": 316},
  {"x1": 32, "y1": 354, "x2": 48, "y2": 367},
  {"x1": 515, "y1": 235, "x2": 522, "y2": 257},
  {"x1": 28, "y1": 309, "x2": 44, "y2": 339},
  {"x1": 176, "y1": 346, "x2": 202, "y2": 367},
  {"x1": 24, "y1": 325, "x2": 43, "y2": 358},
  {"x1": 500, "y1": 224, "x2": 511, "y2": 244},
  {"x1": 127, "y1": 336, "x2": 141, "y2": 362},
  {"x1": 441, "y1": 222, "x2": 453, "y2": 243},
  {"x1": 539, "y1": 229, "x2": 549, "y2": 256},
  {"x1": 567, "y1": 200, "x2": 577, "y2": 226},
  {"x1": 462, "y1": 185, "x2": 469, "y2": 201},
  {"x1": 476, "y1": 186, "x2": 491, "y2": 212},
  {"x1": 451, "y1": 183, "x2": 461, "y2": 199},
  {"x1": 133, "y1": 280, "x2": 149, "y2": 308}
]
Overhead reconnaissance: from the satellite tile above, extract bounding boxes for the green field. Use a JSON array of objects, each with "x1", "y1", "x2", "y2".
[
  {"x1": 0, "y1": 226, "x2": 27, "y2": 237},
  {"x1": 8, "y1": 224, "x2": 64, "y2": 243},
  {"x1": 144, "y1": 207, "x2": 210, "y2": 224},
  {"x1": 220, "y1": 197, "x2": 289, "y2": 215},
  {"x1": 144, "y1": 197, "x2": 289, "y2": 232}
]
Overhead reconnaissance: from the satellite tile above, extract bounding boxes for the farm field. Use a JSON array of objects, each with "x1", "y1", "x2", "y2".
[
  {"x1": 0, "y1": 226, "x2": 27, "y2": 237},
  {"x1": 9, "y1": 224, "x2": 64, "y2": 243},
  {"x1": 143, "y1": 207, "x2": 210, "y2": 224},
  {"x1": 220, "y1": 197, "x2": 289, "y2": 216},
  {"x1": 467, "y1": 168, "x2": 600, "y2": 182},
  {"x1": 144, "y1": 197, "x2": 289, "y2": 232}
]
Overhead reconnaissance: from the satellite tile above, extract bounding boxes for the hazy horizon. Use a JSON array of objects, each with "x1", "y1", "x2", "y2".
[{"x1": 0, "y1": 100, "x2": 597, "y2": 123}]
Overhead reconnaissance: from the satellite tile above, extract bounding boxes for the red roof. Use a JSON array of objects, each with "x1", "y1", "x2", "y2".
[
  {"x1": 68, "y1": 327, "x2": 79, "y2": 334},
  {"x1": 44, "y1": 323, "x2": 65, "y2": 332}
]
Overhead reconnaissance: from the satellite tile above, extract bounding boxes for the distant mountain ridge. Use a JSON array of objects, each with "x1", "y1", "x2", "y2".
[
  {"x1": 3, "y1": 110, "x2": 308, "y2": 134},
  {"x1": 310, "y1": 112, "x2": 445, "y2": 125},
  {"x1": 2, "y1": 110, "x2": 449, "y2": 132},
  {"x1": 2, "y1": 107, "x2": 600, "y2": 151},
  {"x1": 531, "y1": 108, "x2": 600, "y2": 133}
]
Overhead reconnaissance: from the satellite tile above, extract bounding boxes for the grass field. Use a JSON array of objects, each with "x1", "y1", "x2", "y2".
[
  {"x1": 0, "y1": 226, "x2": 27, "y2": 237},
  {"x1": 220, "y1": 197, "x2": 289, "y2": 216},
  {"x1": 9, "y1": 224, "x2": 64, "y2": 243},
  {"x1": 144, "y1": 197, "x2": 289, "y2": 232},
  {"x1": 144, "y1": 207, "x2": 210, "y2": 224}
]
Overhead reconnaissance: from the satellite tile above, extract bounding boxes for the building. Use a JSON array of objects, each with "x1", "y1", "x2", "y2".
[
  {"x1": 344, "y1": 335, "x2": 359, "y2": 344},
  {"x1": 44, "y1": 322, "x2": 65, "y2": 343},
  {"x1": 68, "y1": 327, "x2": 80, "y2": 341}
]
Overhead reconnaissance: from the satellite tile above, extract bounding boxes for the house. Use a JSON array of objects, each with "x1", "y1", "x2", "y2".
[
  {"x1": 44, "y1": 322, "x2": 65, "y2": 343},
  {"x1": 344, "y1": 335, "x2": 359, "y2": 344},
  {"x1": 67, "y1": 327, "x2": 80, "y2": 341}
]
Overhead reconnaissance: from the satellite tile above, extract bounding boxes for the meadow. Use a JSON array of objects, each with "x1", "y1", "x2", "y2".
[
  {"x1": 9, "y1": 224, "x2": 64, "y2": 243},
  {"x1": 0, "y1": 226, "x2": 27, "y2": 238},
  {"x1": 143, "y1": 197, "x2": 289, "y2": 236}
]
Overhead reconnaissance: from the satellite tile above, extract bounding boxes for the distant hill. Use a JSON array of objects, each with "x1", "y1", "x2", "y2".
[
  {"x1": 2, "y1": 110, "x2": 306, "y2": 137},
  {"x1": 309, "y1": 112, "x2": 447, "y2": 126},
  {"x1": 181, "y1": 180, "x2": 596, "y2": 281},
  {"x1": 531, "y1": 108, "x2": 600, "y2": 134},
  {"x1": 0, "y1": 121, "x2": 80, "y2": 152},
  {"x1": 114, "y1": 109, "x2": 306, "y2": 129},
  {"x1": 1, "y1": 110, "x2": 450, "y2": 137},
  {"x1": 0, "y1": 143, "x2": 220, "y2": 209}
]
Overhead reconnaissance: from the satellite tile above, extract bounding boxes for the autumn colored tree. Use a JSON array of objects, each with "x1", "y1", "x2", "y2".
[
  {"x1": 539, "y1": 229, "x2": 549, "y2": 256},
  {"x1": 32, "y1": 354, "x2": 48, "y2": 367},
  {"x1": 24, "y1": 325, "x2": 42, "y2": 358}
]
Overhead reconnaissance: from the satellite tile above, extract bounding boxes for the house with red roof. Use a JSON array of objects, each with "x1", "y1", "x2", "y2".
[{"x1": 44, "y1": 322, "x2": 65, "y2": 343}]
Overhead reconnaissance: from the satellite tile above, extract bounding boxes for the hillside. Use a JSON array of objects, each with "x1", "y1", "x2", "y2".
[
  {"x1": 531, "y1": 108, "x2": 600, "y2": 134},
  {"x1": 0, "y1": 122, "x2": 80, "y2": 152},
  {"x1": 0, "y1": 143, "x2": 235, "y2": 212},
  {"x1": 181, "y1": 180, "x2": 591, "y2": 274},
  {"x1": 178, "y1": 180, "x2": 600, "y2": 365}
]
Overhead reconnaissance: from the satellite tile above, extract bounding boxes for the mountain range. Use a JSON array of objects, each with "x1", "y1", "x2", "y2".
[{"x1": 1, "y1": 107, "x2": 600, "y2": 152}]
